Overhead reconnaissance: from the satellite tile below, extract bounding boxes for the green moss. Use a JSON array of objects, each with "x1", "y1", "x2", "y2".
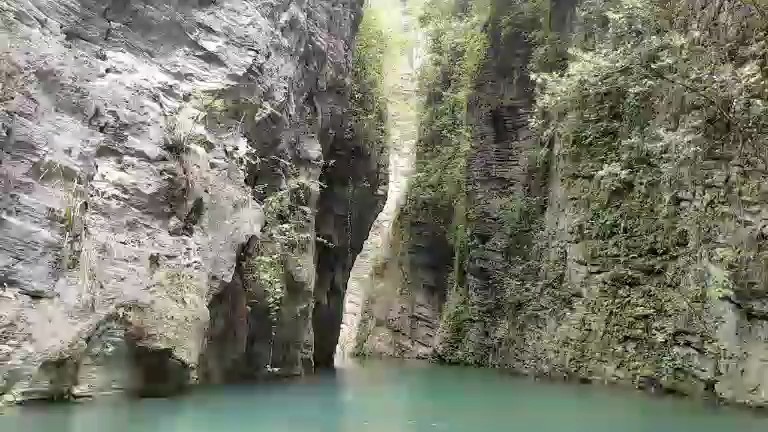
[
  {"x1": 526, "y1": 0, "x2": 768, "y2": 387},
  {"x1": 400, "y1": 0, "x2": 493, "y2": 355},
  {"x1": 349, "y1": 4, "x2": 395, "y2": 166},
  {"x1": 351, "y1": 10, "x2": 387, "y2": 125},
  {"x1": 243, "y1": 254, "x2": 285, "y2": 321},
  {"x1": 435, "y1": 291, "x2": 473, "y2": 364},
  {"x1": 158, "y1": 271, "x2": 199, "y2": 300}
]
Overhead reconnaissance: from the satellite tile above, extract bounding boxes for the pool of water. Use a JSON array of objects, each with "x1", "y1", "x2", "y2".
[{"x1": 3, "y1": 359, "x2": 768, "y2": 432}]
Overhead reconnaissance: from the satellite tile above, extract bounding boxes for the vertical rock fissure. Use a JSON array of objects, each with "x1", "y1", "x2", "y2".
[{"x1": 335, "y1": 0, "x2": 423, "y2": 359}]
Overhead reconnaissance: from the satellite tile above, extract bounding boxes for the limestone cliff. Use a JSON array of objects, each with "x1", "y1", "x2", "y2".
[
  {"x1": 346, "y1": 0, "x2": 768, "y2": 408},
  {"x1": 0, "y1": 0, "x2": 382, "y2": 403}
]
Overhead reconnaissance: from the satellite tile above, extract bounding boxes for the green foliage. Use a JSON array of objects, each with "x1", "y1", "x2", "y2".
[
  {"x1": 498, "y1": 196, "x2": 542, "y2": 235},
  {"x1": 260, "y1": 178, "x2": 318, "y2": 251},
  {"x1": 244, "y1": 176, "x2": 321, "y2": 321},
  {"x1": 534, "y1": 0, "x2": 768, "y2": 166},
  {"x1": 352, "y1": 11, "x2": 386, "y2": 110},
  {"x1": 350, "y1": 7, "x2": 390, "y2": 154},
  {"x1": 404, "y1": 0, "x2": 491, "y2": 361},
  {"x1": 243, "y1": 254, "x2": 284, "y2": 319},
  {"x1": 409, "y1": 0, "x2": 490, "y2": 212},
  {"x1": 435, "y1": 291, "x2": 473, "y2": 364},
  {"x1": 405, "y1": 0, "x2": 491, "y2": 287},
  {"x1": 529, "y1": 0, "x2": 768, "y2": 384},
  {"x1": 532, "y1": 0, "x2": 768, "y2": 260}
]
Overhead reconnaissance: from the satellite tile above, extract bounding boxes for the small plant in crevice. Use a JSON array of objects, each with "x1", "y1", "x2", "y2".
[
  {"x1": 242, "y1": 174, "x2": 324, "y2": 324},
  {"x1": 243, "y1": 254, "x2": 284, "y2": 321},
  {"x1": 45, "y1": 175, "x2": 88, "y2": 274},
  {"x1": 162, "y1": 117, "x2": 190, "y2": 157},
  {"x1": 162, "y1": 111, "x2": 215, "y2": 237},
  {"x1": 162, "y1": 116, "x2": 213, "y2": 158}
]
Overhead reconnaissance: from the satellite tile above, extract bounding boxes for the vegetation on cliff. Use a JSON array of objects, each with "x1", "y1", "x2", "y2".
[
  {"x1": 388, "y1": 0, "x2": 768, "y2": 404},
  {"x1": 397, "y1": 0, "x2": 491, "y2": 362},
  {"x1": 350, "y1": 8, "x2": 390, "y2": 158},
  {"x1": 403, "y1": 0, "x2": 557, "y2": 365},
  {"x1": 528, "y1": 0, "x2": 768, "y2": 393}
]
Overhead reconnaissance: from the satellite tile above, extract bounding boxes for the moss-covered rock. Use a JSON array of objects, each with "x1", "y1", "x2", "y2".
[{"x1": 354, "y1": 0, "x2": 768, "y2": 409}]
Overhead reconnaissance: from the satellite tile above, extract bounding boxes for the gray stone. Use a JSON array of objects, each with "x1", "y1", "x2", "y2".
[{"x1": 0, "y1": 0, "x2": 380, "y2": 402}]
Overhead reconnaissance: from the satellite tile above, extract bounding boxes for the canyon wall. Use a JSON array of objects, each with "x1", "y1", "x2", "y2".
[
  {"x1": 351, "y1": 0, "x2": 768, "y2": 408},
  {"x1": 0, "y1": 0, "x2": 383, "y2": 403},
  {"x1": 4, "y1": 0, "x2": 768, "y2": 411}
]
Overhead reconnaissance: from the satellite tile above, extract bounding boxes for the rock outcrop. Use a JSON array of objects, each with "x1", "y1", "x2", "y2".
[
  {"x1": 343, "y1": 0, "x2": 768, "y2": 409},
  {"x1": 0, "y1": 0, "x2": 381, "y2": 402}
]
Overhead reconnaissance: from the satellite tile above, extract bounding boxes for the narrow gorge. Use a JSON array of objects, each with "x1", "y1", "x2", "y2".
[
  {"x1": 2, "y1": 0, "x2": 768, "y2": 416},
  {"x1": 336, "y1": 0, "x2": 421, "y2": 359}
]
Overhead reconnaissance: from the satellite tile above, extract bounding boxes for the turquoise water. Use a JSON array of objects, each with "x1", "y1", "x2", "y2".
[{"x1": 3, "y1": 359, "x2": 768, "y2": 432}]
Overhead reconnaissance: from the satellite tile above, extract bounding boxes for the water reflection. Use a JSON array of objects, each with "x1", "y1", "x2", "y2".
[
  {"x1": 337, "y1": 358, "x2": 419, "y2": 432},
  {"x1": 4, "y1": 359, "x2": 768, "y2": 432}
]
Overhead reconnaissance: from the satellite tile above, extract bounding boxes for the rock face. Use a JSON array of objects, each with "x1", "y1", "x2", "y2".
[
  {"x1": 0, "y1": 0, "x2": 380, "y2": 402},
  {"x1": 348, "y1": 0, "x2": 768, "y2": 409},
  {"x1": 335, "y1": 0, "x2": 422, "y2": 360}
]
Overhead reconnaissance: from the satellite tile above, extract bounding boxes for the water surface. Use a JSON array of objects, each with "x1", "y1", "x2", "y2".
[{"x1": 3, "y1": 359, "x2": 767, "y2": 432}]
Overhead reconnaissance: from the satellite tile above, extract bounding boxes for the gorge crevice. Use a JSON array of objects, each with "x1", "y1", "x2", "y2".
[
  {"x1": 336, "y1": 0, "x2": 422, "y2": 359},
  {"x1": 4, "y1": 0, "x2": 768, "y2": 412}
]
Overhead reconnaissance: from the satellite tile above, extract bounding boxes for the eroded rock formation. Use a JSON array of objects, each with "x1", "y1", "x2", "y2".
[{"x1": 0, "y1": 0, "x2": 383, "y2": 402}]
